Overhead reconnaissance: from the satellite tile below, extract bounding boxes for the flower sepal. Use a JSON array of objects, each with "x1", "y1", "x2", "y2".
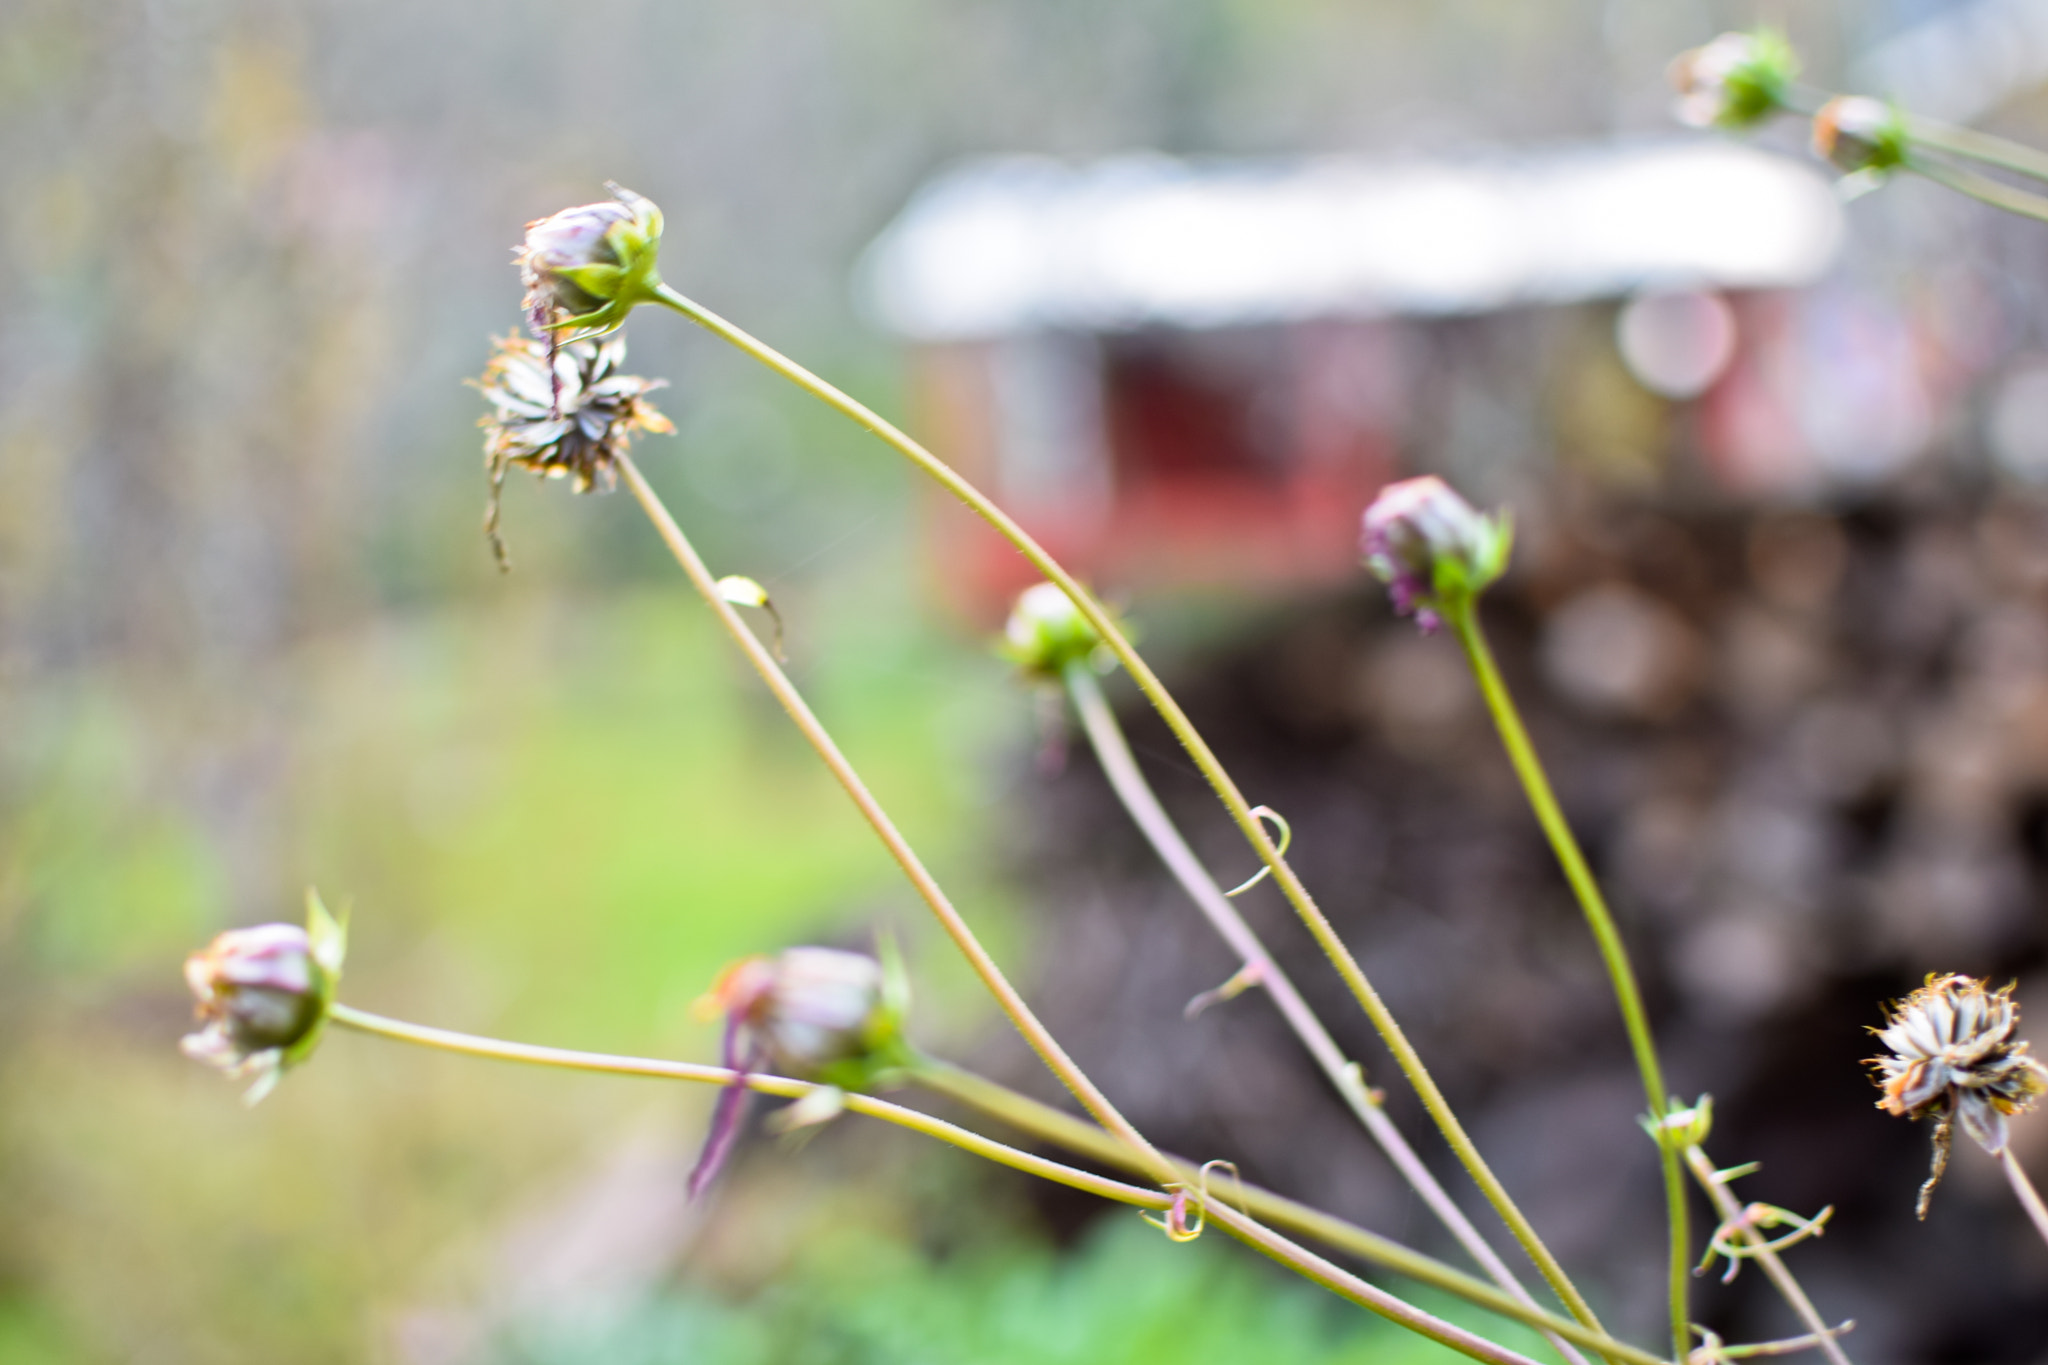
[{"x1": 289, "y1": 890, "x2": 347, "y2": 1069}]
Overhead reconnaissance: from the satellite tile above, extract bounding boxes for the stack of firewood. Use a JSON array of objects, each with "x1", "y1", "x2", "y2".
[{"x1": 996, "y1": 480, "x2": 2048, "y2": 1357}]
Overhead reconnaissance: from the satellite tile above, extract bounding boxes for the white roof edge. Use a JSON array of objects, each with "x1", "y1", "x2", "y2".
[{"x1": 858, "y1": 140, "x2": 1844, "y2": 341}]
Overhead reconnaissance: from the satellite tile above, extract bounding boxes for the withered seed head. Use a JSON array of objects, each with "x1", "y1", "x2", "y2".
[
  {"x1": 471, "y1": 332, "x2": 673, "y2": 569},
  {"x1": 1869, "y1": 973, "x2": 2048, "y2": 1215}
]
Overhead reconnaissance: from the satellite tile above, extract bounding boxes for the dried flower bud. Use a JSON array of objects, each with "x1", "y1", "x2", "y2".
[
  {"x1": 471, "y1": 332, "x2": 674, "y2": 569},
  {"x1": 1869, "y1": 973, "x2": 2048, "y2": 1215},
  {"x1": 1359, "y1": 476, "x2": 1511, "y2": 634},
  {"x1": 1811, "y1": 96, "x2": 1907, "y2": 175},
  {"x1": 688, "y1": 945, "x2": 909, "y2": 1198},
  {"x1": 708, "y1": 947, "x2": 902, "y2": 1079},
  {"x1": 1669, "y1": 30, "x2": 1798, "y2": 130},
  {"x1": 517, "y1": 183, "x2": 665, "y2": 338},
  {"x1": 999, "y1": 583, "x2": 1112, "y2": 680},
  {"x1": 181, "y1": 891, "x2": 346, "y2": 1105}
]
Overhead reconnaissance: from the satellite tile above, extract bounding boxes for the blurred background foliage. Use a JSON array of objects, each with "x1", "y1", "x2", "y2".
[
  {"x1": 0, "y1": 1, "x2": 2030, "y2": 1362},
  {"x1": 486, "y1": 1218, "x2": 1549, "y2": 1365}
]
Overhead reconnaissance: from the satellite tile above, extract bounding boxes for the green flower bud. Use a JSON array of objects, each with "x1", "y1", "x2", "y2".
[
  {"x1": 517, "y1": 183, "x2": 665, "y2": 338},
  {"x1": 180, "y1": 891, "x2": 345, "y2": 1105},
  {"x1": 1641, "y1": 1094, "x2": 1714, "y2": 1152},
  {"x1": 1812, "y1": 96, "x2": 1908, "y2": 176},
  {"x1": 1359, "y1": 476, "x2": 1511, "y2": 635},
  {"x1": 1669, "y1": 30, "x2": 1799, "y2": 131},
  {"x1": 999, "y1": 582, "x2": 1111, "y2": 680}
]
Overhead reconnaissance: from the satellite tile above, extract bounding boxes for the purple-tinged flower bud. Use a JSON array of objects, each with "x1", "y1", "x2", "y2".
[
  {"x1": 1869, "y1": 973, "x2": 2048, "y2": 1216},
  {"x1": 181, "y1": 891, "x2": 346, "y2": 1105},
  {"x1": 688, "y1": 946, "x2": 909, "y2": 1198},
  {"x1": 709, "y1": 947, "x2": 899, "y2": 1075},
  {"x1": 1669, "y1": 30, "x2": 1798, "y2": 131},
  {"x1": 1812, "y1": 96, "x2": 1907, "y2": 176},
  {"x1": 1359, "y1": 476, "x2": 1511, "y2": 635},
  {"x1": 516, "y1": 183, "x2": 665, "y2": 339},
  {"x1": 999, "y1": 583, "x2": 1114, "y2": 681}
]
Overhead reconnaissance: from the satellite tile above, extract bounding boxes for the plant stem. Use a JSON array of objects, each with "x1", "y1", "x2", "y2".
[
  {"x1": 915, "y1": 1057, "x2": 1667, "y2": 1365},
  {"x1": 1787, "y1": 84, "x2": 2048, "y2": 218},
  {"x1": 329, "y1": 1003, "x2": 1548, "y2": 1365},
  {"x1": 1199, "y1": 1201, "x2": 1549, "y2": 1365},
  {"x1": 1682, "y1": 1146, "x2": 1852, "y2": 1365},
  {"x1": 1997, "y1": 1147, "x2": 2048, "y2": 1251},
  {"x1": 614, "y1": 452, "x2": 1172, "y2": 1184},
  {"x1": 1063, "y1": 662, "x2": 1590, "y2": 1365},
  {"x1": 1903, "y1": 153, "x2": 2048, "y2": 224},
  {"x1": 1445, "y1": 600, "x2": 1689, "y2": 1364},
  {"x1": 329, "y1": 1003, "x2": 1143, "y2": 1204},
  {"x1": 1903, "y1": 117, "x2": 2048, "y2": 186},
  {"x1": 647, "y1": 282, "x2": 1601, "y2": 1336}
]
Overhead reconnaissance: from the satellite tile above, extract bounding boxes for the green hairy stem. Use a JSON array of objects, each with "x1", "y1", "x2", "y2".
[
  {"x1": 1062, "y1": 661, "x2": 1590, "y2": 1365},
  {"x1": 1444, "y1": 600, "x2": 1689, "y2": 1363},
  {"x1": 326, "y1": 1004, "x2": 1559, "y2": 1365}
]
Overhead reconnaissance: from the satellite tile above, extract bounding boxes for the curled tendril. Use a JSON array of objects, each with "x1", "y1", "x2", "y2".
[
  {"x1": 1688, "y1": 1322, "x2": 1854, "y2": 1364},
  {"x1": 1696, "y1": 1202, "x2": 1834, "y2": 1284},
  {"x1": 1141, "y1": 1160, "x2": 1247, "y2": 1244},
  {"x1": 1184, "y1": 962, "x2": 1266, "y2": 1020},
  {"x1": 1222, "y1": 806, "x2": 1292, "y2": 898}
]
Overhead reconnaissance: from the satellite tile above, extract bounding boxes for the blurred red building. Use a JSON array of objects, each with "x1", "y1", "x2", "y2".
[{"x1": 860, "y1": 142, "x2": 1859, "y2": 617}]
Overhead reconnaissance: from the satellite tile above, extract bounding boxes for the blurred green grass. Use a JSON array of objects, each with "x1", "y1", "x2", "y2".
[
  {"x1": 0, "y1": 572, "x2": 1025, "y2": 1365},
  {"x1": 491, "y1": 1215, "x2": 1550, "y2": 1365}
]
